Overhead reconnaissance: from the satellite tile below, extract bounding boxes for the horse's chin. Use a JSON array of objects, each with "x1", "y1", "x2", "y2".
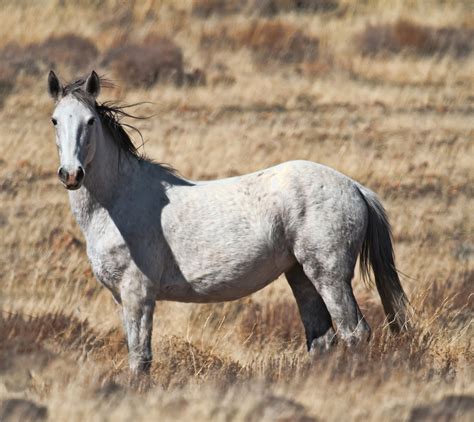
[{"x1": 62, "y1": 181, "x2": 83, "y2": 191}]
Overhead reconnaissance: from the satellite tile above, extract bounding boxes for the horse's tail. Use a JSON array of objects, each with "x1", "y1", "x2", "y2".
[{"x1": 356, "y1": 184, "x2": 410, "y2": 333}]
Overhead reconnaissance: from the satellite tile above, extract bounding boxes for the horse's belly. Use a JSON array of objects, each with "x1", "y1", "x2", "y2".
[
  {"x1": 160, "y1": 177, "x2": 298, "y2": 302},
  {"x1": 159, "y1": 251, "x2": 295, "y2": 303}
]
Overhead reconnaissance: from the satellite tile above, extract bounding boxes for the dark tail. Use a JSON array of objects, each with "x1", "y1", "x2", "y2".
[{"x1": 356, "y1": 184, "x2": 410, "y2": 332}]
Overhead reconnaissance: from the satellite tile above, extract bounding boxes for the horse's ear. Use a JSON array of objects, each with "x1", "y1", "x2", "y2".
[
  {"x1": 48, "y1": 70, "x2": 62, "y2": 101},
  {"x1": 85, "y1": 70, "x2": 100, "y2": 98}
]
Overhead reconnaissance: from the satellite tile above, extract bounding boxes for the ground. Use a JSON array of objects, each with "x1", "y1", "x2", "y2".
[{"x1": 0, "y1": 1, "x2": 472, "y2": 421}]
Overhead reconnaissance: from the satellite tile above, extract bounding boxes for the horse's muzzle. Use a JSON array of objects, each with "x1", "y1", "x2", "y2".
[{"x1": 58, "y1": 166, "x2": 85, "y2": 190}]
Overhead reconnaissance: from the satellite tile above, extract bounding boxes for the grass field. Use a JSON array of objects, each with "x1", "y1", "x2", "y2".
[{"x1": 0, "y1": 1, "x2": 473, "y2": 420}]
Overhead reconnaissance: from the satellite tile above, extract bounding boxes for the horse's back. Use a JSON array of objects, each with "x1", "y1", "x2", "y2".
[{"x1": 241, "y1": 160, "x2": 367, "y2": 234}]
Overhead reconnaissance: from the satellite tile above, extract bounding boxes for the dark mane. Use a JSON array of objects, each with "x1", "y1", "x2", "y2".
[
  {"x1": 97, "y1": 101, "x2": 145, "y2": 159},
  {"x1": 61, "y1": 77, "x2": 179, "y2": 176}
]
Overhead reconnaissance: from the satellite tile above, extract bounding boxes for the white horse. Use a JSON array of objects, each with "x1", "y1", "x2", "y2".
[{"x1": 48, "y1": 70, "x2": 409, "y2": 374}]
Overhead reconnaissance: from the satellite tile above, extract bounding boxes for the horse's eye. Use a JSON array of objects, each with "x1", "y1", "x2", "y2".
[
  {"x1": 87, "y1": 117, "x2": 95, "y2": 126},
  {"x1": 51, "y1": 118, "x2": 57, "y2": 126}
]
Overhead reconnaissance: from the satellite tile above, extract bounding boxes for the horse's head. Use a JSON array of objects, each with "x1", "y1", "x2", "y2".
[{"x1": 48, "y1": 70, "x2": 101, "y2": 190}]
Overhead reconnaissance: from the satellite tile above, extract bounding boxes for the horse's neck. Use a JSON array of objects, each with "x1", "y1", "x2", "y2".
[{"x1": 68, "y1": 130, "x2": 136, "y2": 231}]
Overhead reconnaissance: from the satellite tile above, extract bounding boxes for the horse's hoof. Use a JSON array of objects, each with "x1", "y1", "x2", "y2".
[{"x1": 309, "y1": 329, "x2": 337, "y2": 359}]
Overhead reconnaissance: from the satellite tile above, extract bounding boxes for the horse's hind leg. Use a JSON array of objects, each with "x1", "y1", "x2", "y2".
[
  {"x1": 286, "y1": 264, "x2": 336, "y2": 355},
  {"x1": 301, "y1": 259, "x2": 371, "y2": 347}
]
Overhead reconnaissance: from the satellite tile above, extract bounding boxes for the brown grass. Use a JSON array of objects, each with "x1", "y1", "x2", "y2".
[
  {"x1": 0, "y1": 1, "x2": 473, "y2": 421},
  {"x1": 152, "y1": 335, "x2": 244, "y2": 388},
  {"x1": 237, "y1": 299, "x2": 304, "y2": 349}
]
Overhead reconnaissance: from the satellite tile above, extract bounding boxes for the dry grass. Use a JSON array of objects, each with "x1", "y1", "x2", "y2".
[{"x1": 0, "y1": 0, "x2": 473, "y2": 421}]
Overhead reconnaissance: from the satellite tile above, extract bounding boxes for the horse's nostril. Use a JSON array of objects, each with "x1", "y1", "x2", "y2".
[
  {"x1": 58, "y1": 167, "x2": 68, "y2": 182},
  {"x1": 76, "y1": 167, "x2": 85, "y2": 182}
]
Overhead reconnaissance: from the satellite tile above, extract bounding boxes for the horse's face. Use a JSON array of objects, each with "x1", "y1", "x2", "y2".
[{"x1": 48, "y1": 71, "x2": 101, "y2": 190}]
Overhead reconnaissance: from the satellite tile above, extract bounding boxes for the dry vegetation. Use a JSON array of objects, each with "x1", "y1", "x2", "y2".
[
  {"x1": 0, "y1": 0, "x2": 473, "y2": 421},
  {"x1": 356, "y1": 19, "x2": 474, "y2": 58}
]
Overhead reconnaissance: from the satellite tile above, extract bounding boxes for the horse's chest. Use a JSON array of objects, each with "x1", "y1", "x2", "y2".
[{"x1": 87, "y1": 240, "x2": 130, "y2": 297}]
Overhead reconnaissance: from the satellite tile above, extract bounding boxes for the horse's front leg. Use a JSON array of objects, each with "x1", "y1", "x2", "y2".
[{"x1": 120, "y1": 270, "x2": 156, "y2": 375}]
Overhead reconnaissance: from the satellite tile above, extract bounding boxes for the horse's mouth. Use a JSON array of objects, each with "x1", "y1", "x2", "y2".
[{"x1": 60, "y1": 180, "x2": 83, "y2": 190}]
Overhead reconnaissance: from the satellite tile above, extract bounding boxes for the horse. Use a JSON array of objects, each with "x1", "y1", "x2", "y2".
[{"x1": 47, "y1": 70, "x2": 409, "y2": 374}]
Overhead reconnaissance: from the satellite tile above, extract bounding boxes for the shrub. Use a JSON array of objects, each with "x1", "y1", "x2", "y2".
[
  {"x1": 0, "y1": 399, "x2": 47, "y2": 422},
  {"x1": 35, "y1": 33, "x2": 99, "y2": 71},
  {"x1": 102, "y1": 37, "x2": 184, "y2": 87},
  {"x1": 0, "y1": 34, "x2": 98, "y2": 80},
  {"x1": 0, "y1": 63, "x2": 15, "y2": 106},
  {"x1": 433, "y1": 26, "x2": 474, "y2": 57},
  {"x1": 391, "y1": 20, "x2": 435, "y2": 54},
  {"x1": 254, "y1": 0, "x2": 339, "y2": 15},
  {"x1": 357, "y1": 19, "x2": 474, "y2": 58},
  {"x1": 192, "y1": 0, "x2": 339, "y2": 17},
  {"x1": 184, "y1": 68, "x2": 207, "y2": 86},
  {"x1": 0, "y1": 42, "x2": 42, "y2": 77},
  {"x1": 192, "y1": 0, "x2": 244, "y2": 17},
  {"x1": 201, "y1": 20, "x2": 319, "y2": 65}
]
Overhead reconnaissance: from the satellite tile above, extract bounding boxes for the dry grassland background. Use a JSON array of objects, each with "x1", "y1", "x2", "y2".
[{"x1": 0, "y1": 0, "x2": 473, "y2": 420}]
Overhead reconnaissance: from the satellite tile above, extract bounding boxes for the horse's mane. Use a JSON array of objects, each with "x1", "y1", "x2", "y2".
[{"x1": 61, "y1": 77, "x2": 179, "y2": 176}]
